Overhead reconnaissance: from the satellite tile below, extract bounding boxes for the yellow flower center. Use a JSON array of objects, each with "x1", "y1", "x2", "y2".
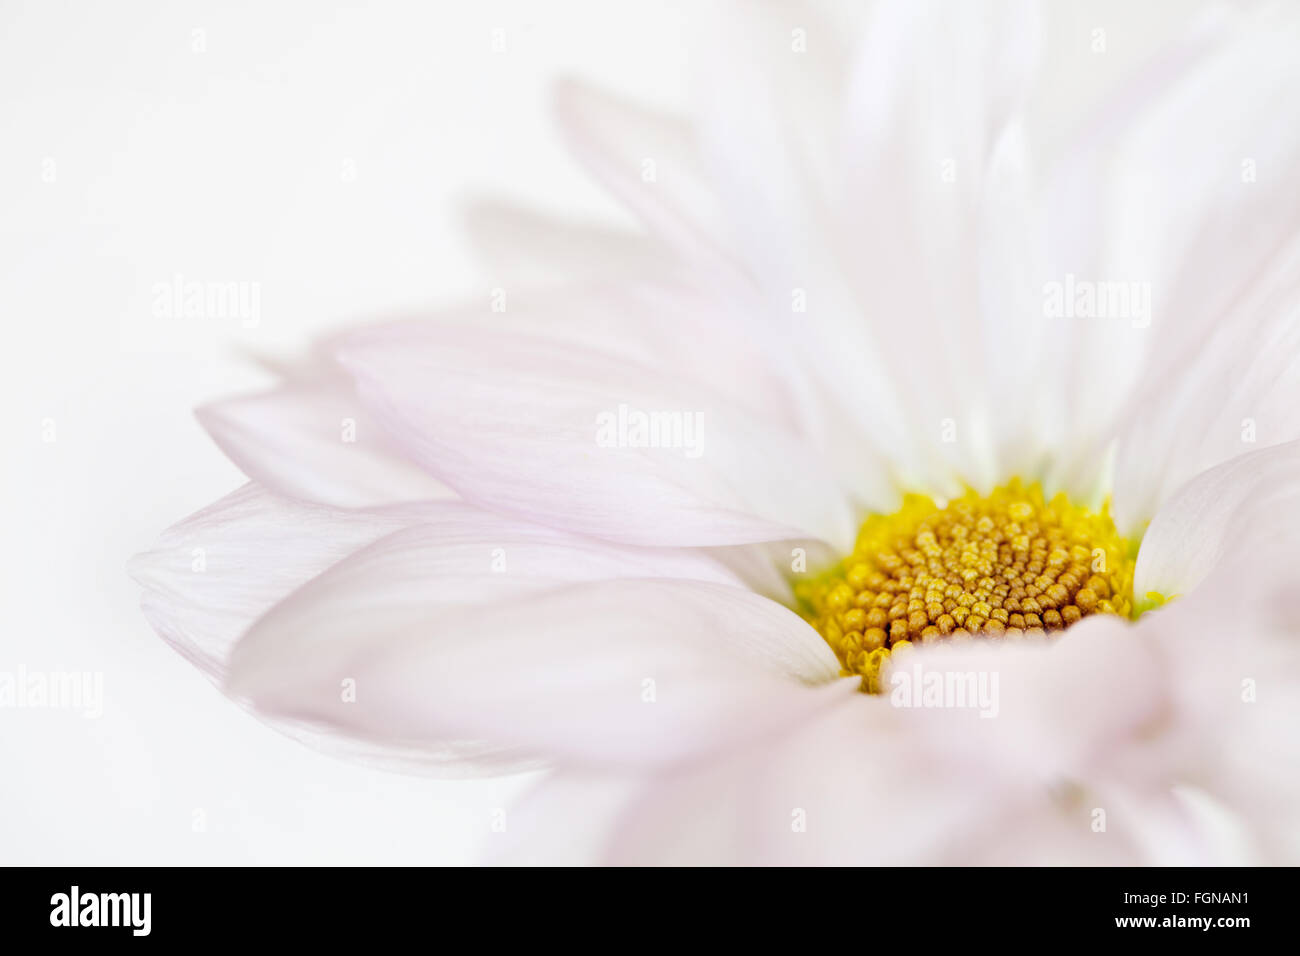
[{"x1": 796, "y1": 480, "x2": 1138, "y2": 693}]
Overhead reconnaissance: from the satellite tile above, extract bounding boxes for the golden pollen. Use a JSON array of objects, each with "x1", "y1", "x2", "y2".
[{"x1": 796, "y1": 480, "x2": 1137, "y2": 694}]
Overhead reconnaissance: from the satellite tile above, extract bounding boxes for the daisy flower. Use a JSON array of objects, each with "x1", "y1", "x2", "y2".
[{"x1": 131, "y1": 0, "x2": 1300, "y2": 864}]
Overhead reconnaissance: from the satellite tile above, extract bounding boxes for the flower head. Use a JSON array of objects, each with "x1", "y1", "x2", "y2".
[{"x1": 132, "y1": 0, "x2": 1300, "y2": 864}]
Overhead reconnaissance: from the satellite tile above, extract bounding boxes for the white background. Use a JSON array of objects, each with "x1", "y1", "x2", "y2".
[{"x1": 1, "y1": 0, "x2": 1194, "y2": 864}]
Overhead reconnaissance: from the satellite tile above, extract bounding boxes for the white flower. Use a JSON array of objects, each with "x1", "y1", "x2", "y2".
[{"x1": 131, "y1": 0, "x2": 1300, "y2": 863}]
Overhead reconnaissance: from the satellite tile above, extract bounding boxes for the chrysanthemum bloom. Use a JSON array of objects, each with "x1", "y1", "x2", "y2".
[{"x1": 132, "y1": 1, "x2": 1300, "y2": 864}]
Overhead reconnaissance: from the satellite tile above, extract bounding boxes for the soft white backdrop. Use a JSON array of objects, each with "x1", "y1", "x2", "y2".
[{"x1": 1, "y1": 0, "x2": 1195, "y2": 864}]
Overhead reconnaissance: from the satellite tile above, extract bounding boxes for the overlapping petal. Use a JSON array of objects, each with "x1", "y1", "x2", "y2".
[
  {"x1": 197, "y1": 376, "x2": 452, "y2": 508},
  {"x1": 338, "y1": 321, "x2": 861, "y2": 548},
  {"x1": 229, "y1": 573, "x2": 847, "y2": 771}
]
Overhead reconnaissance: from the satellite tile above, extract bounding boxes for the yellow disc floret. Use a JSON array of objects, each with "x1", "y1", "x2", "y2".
[{"x1": 795, "y1": 479, "x2": 1137, "y2": 693}]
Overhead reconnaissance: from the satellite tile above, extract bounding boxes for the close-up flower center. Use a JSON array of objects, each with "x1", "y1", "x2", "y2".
[{"x1": 796, "y1": 480, "x2": 1138, "y2": 693}]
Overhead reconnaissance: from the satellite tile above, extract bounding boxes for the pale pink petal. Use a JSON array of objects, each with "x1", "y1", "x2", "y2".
[
  {"x1": 601, "y1": 618, "x2": 1229, "y2": 865},
  {"x1": 1128, "y1": 571, "x2": 1300, "y2": 864},
  {"x1": 1111, "y1": 249, "x2": 1300, "y2": 531},
  {"x1": 701, "y1": 539, "x2": 839, "y2": 607},
  {"x1": 549, "y1": 84, "x2": 844, "y2": 448},
  {"x1": 835, "y1": 0, "x2": 1043, "y2": 489},
  {"x1": 600, "y1": 690, "x2": 1160, "y2": 866},
  {"x1": 333, "y1": 275, "x2": 818, "y2": 434},
  {"x1": 598, "y1": 691, "x2": 937, "y2": 865},
  {"x1": 1091, "y1": 4, "x2": 1300, "y2": 529},
  {"x1": 486, "y1": 771, "x2": 643, "y2": 866},
  {"x1": 227, "y1": 575, "x2": 849, "y2": 771},
  {"x1": 549, "y1": 75, "x2": 863, "y2": 475},
  {"x1": 197, "y1": 376, "x2": 451, "y2": 508},
  {"x1": 1126, "y1": 438, "x2": 1300, "y2": 862},
  {"x1": 684, "y1": 0, "x2": 1046, "y2": 492},
  {"x1": 1035, "y1": 4, "x2": 1242, "y2": 494},
  {"x1": 129, "y1": 486, "x2": 541, "y2": 775},
  {"x1": 881, "y1": 618, "x2": 1172, "y2": 792},
  {"x1": 337, "y1": 322, "x2": 858, "y2": 548},
  {"x1": 550, "y1": 3, "x2": 970, "y2": 497},
  {"x1": 136, "y1": 489, "x2": 766, "y2": 775},
  {"x1": 1134, "y1": 439, "x2": 1300, "y2": 600},
  {"x1": 127, "y1": 483, "x2": 421, "y2": 680},
  {"x1": 551, "y1": 77, "x2": 737, "y2": 281},
  {"x1": 925, "y1": 555, "x2": 1300, "y2": 864},
  {"x1": 691, "y1": 0, "x2": 940, "y2": 491}
]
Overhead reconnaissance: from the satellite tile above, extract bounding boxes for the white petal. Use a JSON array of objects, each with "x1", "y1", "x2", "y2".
[
  {"x1": 136, "y1": 488, "x2": 762, "y2": 774},
  {"x1": 602, "y1": 618, "x2": 1224, "y2": 865},
  {"x1": 685, "y1": 0, "x2": 1046, "y2": 492},
  {"x1": 1126, "y1": 566, "x2": 1300, "y2": 863},
  {"x1": 836, "y1": 0, "x2": 1043, "y2": 489},
  {"x1": 197, "y1": 376, "x2": 451, "y2": 508},
  {"x1": 338, "y1": 322, "x2": 857, "y2": 548},
  {"x1": 128, "y1": 483, "x2": 420, "y2": 679},
  {"x1": 1111, "y1": 245, "x2": 1300, "y2": 530},
  {"x1": 550, "y1": 3, "x2": 988, "y2": 497},
  {"x1": 688, "y1": 1, "x2": 935, "y2": 491},
  {"x1": 599, "y1": 688, "x2": 1159, "y2": 865},
  {"x1": 1134, "y1": 439, "x2": 1300, "y2": 600},
  {"x1": 1089, "y1": 5, "x2": 1300, "y2": 528},
  {"x1": 485, "y1": 771, "x2": 643, "y2": 866},
  {"x1": 228, "y1": 574, "x2": 846, "y2": 771},
  {"x1": 551, "y1": 77, "x2": 736, "y2": 278},
  {"x1": 1035, "y1": 4, "x2": 1243, "y2": 495}
]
